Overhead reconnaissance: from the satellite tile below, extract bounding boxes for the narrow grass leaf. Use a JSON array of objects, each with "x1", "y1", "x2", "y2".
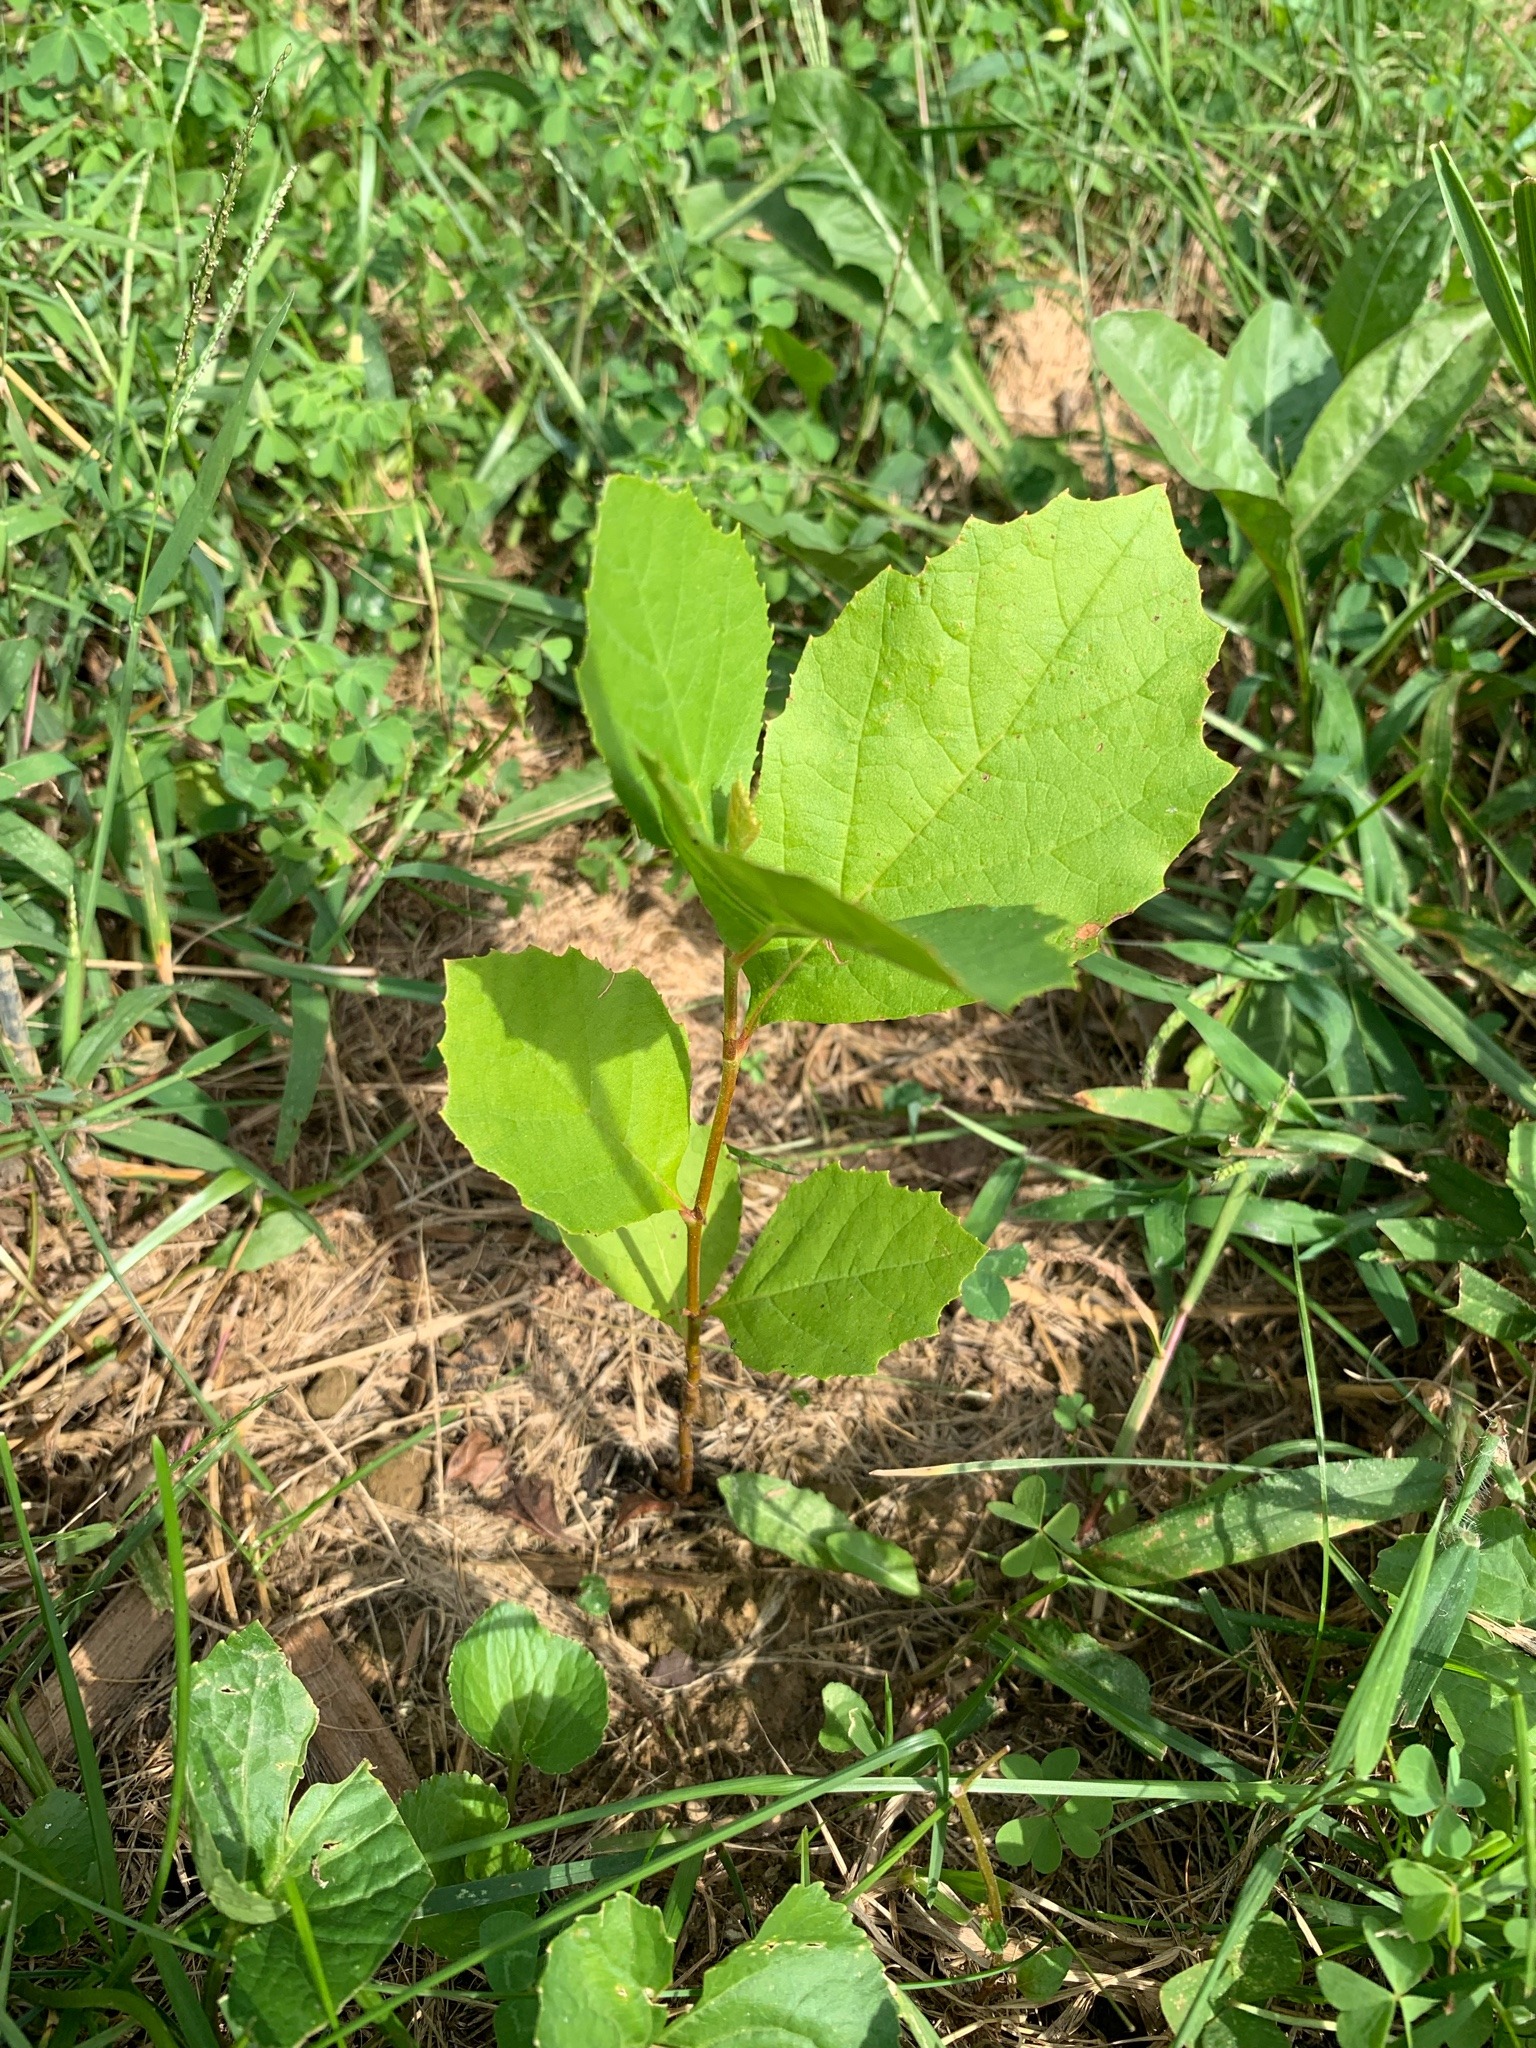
[
  {"x1": 1353, "y1": 926, "x2": 1536, "y2": 1116},
  {"x1": 1433, "y1": 145, "x2": 1536, "y2": 390},
  {"x1": 1329, "y1": 1504, "x2": 1444, "y2": 1782},
  {"x1": 273, "y1": 981, "x2": 328, "y2": 1166},
  {"x1": 141, "y1": 297, "x2": 290, "y2": 616}
]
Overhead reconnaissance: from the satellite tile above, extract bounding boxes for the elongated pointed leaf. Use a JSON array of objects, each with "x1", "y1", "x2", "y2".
[
  {"x1": 1509, "y1": 1122, "x2": 1536, "y2": 1241},
  {"x1": 1353, "y1": 926, "x2": 1536, "y2": 1118},
  {"x1": 441, "y1": 948, "x2": 693, "y2": 1236},
  {"x1": 577, "y1": 476, "x2": 770, "y2": 849},
  {"x1": 1091, "y1": 311, "x2": 1279, "y2": 495},
  {"x1": 1286, "y1": 306, "x2": 1498, "y2": 559},
  {"x1": 142, "y1": 299, "x2": 291, "y2": 616},
  {"x1": 1434, "y1": 146, "x2": 1536, "y2": 391},
  {"x1": 186, "y1": 1623, "x2": 314, "y2": 1923},
  {"x1": 448, "y1": 1603, "x2": 609, "y2": 1778},
  {"x1": 562, "y1": 1122, "x2": 741, "y2": 1330},
  {"x1": 650, "y1": 766, "x2": 1072, "y2": 1012},
  {"x1": 535, "y1": 1891, "x2": 671, "y2": 2047},
  {"x1": 1321, "y1": 175, "x2": 1450, "y2": 372},
  {"x1": 1329, "y1": 1506, "x2": 1444, "y2": 1782},
  {"x1": 751, "y1": 490, "x2": 1229, "y2": 1022},
  {"x1": 1396, "y1": 1534, "x2": 1480, "y2": 1727},
  {"x1": 718, "y1": 1472, "x2": 921, "y2": 1597},
  {"x1": 273, "y1": 980, "x2": 328, "y2": 1166},
  {"x1": 1221, "y1": 299, "x2": 1339, "y2": 471},
  {"x1": 718, "y1": 1165, "x2": 983, "y2": 1378},
  {"x1": 1085, "y1": 1458, "x2": 1444, "y2": 1586},
  {"x1": 224, "y1": 1766, "x2": 431, "y2": 2048}
]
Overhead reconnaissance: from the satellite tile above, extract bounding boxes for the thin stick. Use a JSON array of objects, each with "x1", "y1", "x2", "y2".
[{"x1": 677, "y1": 955, "x2": 744, "y2": 1495}]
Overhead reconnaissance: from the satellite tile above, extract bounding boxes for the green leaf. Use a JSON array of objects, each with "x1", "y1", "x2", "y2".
[
  {"x1": 562, "y1": 1123, "x2": 741, "y2": 1331},
  {"x1": 718, "y1": 1472, "x2": 921, "y2": 1597},
  {"x1": 1395, "y1": 1533, "x2": 1481, "y2": 1728},
  {"x1": 749, "y1": 491, "x2": 1230, "y2": 1022},
  {"x1": 273, "y1": 980, "x2": 329, "y2": 1166},
  {"x1": 448, "y1": 1602, "x2": 609, "y2": 1779},
  {"x1": 1, "y1": 1789, "x2": 101, "y2": 1952},
  {"x1": 1434, "y1": 145, "x2": 1536, "y2": 392},
  {"x1": 1354, "y1": 926, "x2": 1536, "y2": 1118},
  {"x1": 1085, "y1": 1458, "x2": 1445, "y2": 1586},
  {"x1": 761, "y1": 324, "x2": 836, "y2": 411},
  {"x1": 0, "y1": 809, "x2": 75, "y2": 897},
  {"x1": 1222, "y1": 299, "x2": 1340, "y2": 471},
  {"x1": 717, "y1": 1166, "x2": 983, "y2": 1378},
  {"x1": 534, "y1": 1891, "x2": 671, "y2": 2048},
  {"x1": 479, "y1": 759, "x2": 616, "y2": 844},
  {"x1": 1329, "y1": 1503, "x2": 1444, "y2": 1782},
  {"x1": 1321, "y1": 174, "x2": 1450, "y2": 373},
  {"x1": 224, "y1": 1766, "x2": 431, "y2": 2048},
  {"x1": 1286, "y1": 307, "x2": 1499, "y2": 560},
  {"x1": 818, "y1": 1682, "x2": 879, "y2": 1756},
  {"x1": 1091, "y1": 311, "x2": 1279, "y2": 494},
  {"x1": 1416, "y1": 905, "x2": 1536, "y2": 996},
  {"x1": 1509, "y1": 1122, "x2": 1536, "y2": 1242},
  {"x1": 1449, "y1": 1266, "x2": 1536, "y2": 1343},
  {"x1": 667, "y1": 1882, "x2": 898, "y2": 2048},
  {"x1": 142, "y1": 298, "x2": 291, "y2": 616},
  {"x1": 1317, "y1": 1962, "x2": 1396, "y2": 2048},
  {"x1": 441, "y1": 948, "x2": 693, "y2": 1236},
  {"x1": 400, "y1": 1772, "x2": 527, "y2": 1962},
  {"x1": 650, "y1": 765, "x2": 1072, "y2": 1012},
  {"x1": 186, "y1": 1622, "x2": 315, "y2": 1923},
  {"x1": 577, "y1": 475, "x2": 770, "y2": 849}
]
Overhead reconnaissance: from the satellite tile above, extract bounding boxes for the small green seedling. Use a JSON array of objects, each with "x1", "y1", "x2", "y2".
[
  {"x1": 988, "y1": 1475, "x2": 1080, "y2": 1582},
  {"x1": 992, "y1": 1748, "x2": 1112, "y2": 1874},
  {"x1": 528, "y1": 1882, "x2": 897, "y2": 2047},
  {"x1": 184, "y1": 1623, "x2": 432, "y2": 2048},
  {"x1": 447, "y1": 1599, "x2": 609, "y2": 1799},
  {"x1": 441, "y1": 476, "x2": 1230, "y2": 1487},
  {"x1": 719, "y1": 1470, "x2": 920, "y2": 1596}
]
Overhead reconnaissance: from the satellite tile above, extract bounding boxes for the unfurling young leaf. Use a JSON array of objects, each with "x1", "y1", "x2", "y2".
[
  {"x1": 576, "y1": 476, "x2": 770, "y2": 849},
  {"x1": 718, "y1": 1471, "x2": 921, "y2": 1597},
  {"x1": 448, "y1": 1601, "x2": 609, "y2": 1786},
  {"x1": 717, "y1": 1166, "x2": 984, "y2": 1378},
  {"x1": 440, "y1": 947, "x2": 692, "y2": 1237}
]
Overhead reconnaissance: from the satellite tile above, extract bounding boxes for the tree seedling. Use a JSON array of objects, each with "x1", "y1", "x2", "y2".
[{"x1": 440, "y1": 476, "x2": 1230, "y2": 1491}]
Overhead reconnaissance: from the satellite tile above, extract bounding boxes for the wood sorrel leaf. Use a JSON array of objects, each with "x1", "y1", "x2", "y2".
[
  {"x1": 535, "y1": 1891, "x2": 672, "y2": 2048},
  {"x1": 749, "y1": 490, "x2": 1229, "y2": 1022},
  {"x1": 717, "y1": 1165, "x2": 983, "y2": 1378},
  {"x1": 718, "y1": 1472, "x2": 920, "y2": 1597},
  {"x1": 668, "y1": 1881, "x2": 899, "y2": 2047},
  {"x1": 650, "y1": 764, "x2": 1072, "y2": 1011},
  {"x1": 186, "y1": 1621, "x2": 315, "y2": 1923},
  {"x1": 1090, "y1": 314, "x2": 1280, "y2": 495},
  {"x1": 448, "y1": 1601, "x2": 609, "y2": 1779},
  {"x1": 441, "y1": 947, "x2": 692, "y2": 1236},
  {"x1": 561, "y1": 1121, "x2": 742, "y2": 1331},
  {"x1": 224, "y1": 1766, "x2": 431, "y2": 2048},
  {"x1": 577, "y1": 474, "x2": 770, "y2": 848},
  {"x1": 1286, "y1": 306, "x2": 1498, "y2": 560}
]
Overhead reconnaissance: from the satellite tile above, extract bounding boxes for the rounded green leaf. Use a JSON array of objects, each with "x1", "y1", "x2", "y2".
[
  {"x1": 561, "y1": 1122, "x2": 741, "y2": 1330},
  {"x1": 440, "y1": 947, "x2": 692, "y2": 1236},
  {"x1": 449, "y1": 1602, "x2": 609, "y2": 1777},
  {"x1": 399, "y1": 1772, "x2": 525, "y2": 1961},
  {"x1": 718, "y1": 1166, "x2": 984, "y2": 1378},
  {"x1": 750, "y1": 491, "x2": 1230, "y2": 1022},
  {"x1": 534, "y1": 1890, "x2": 672, "y2": 2048}
]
